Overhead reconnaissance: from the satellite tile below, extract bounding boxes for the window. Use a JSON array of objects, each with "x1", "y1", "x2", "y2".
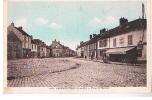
[
  {"x1": 128, "y1": 35, "x2": 133, "y2": 45},
  {"x1": 99, "y1": 39, "x2": 107, "y2": 47},
  {"x1": 113, "y1": 38, "x2": 116, "y2": 47},
  {"x1": 119, "y1": 37, "x2": 124, "y2": 46},
  {"x1": 32, "y1": 44, "x2": 33, "y2": 49}
]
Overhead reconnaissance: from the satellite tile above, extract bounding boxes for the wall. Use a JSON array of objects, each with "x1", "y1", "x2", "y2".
[
  {"x1": 31, "y1": 43, "x2": 37, "y2": 52},
  {"x1": 52, "y1": 48, "x2": 63, "y2": 57},
  {"x1": 109, "y1": 30, "x2": 146, "y2": 48},
  {"x1": 98, "y1": 38, "x2": 110, "y2": 50},
  {"x1": 7, "y1": 25, "x2": 32, "y2": 50},
  {"x1": 7, "y1": 26, "x2": 23, "y2": 42}
]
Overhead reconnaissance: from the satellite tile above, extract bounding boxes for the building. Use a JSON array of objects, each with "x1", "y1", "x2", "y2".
[
  {"x1": 33, "y1": 39, "x2": 47, "y2": 58},
  {"x1": 50, "y1": 39, "x2": 63, "y2": 57},
  {"x1": 7, "y1": 31, "x2": 22, "y2": 59},
  {"x1": 31, "y1": 39, "x2": 38, "y2": 58},
  {"x1": 7, "y1": 22, "x2": 32, "y2": 59},
  {"x1": 50, "y1": 39, "x2": 76, "y2": 57},
  {"x1": 100, "y1": 18, "x2": 147, "y2": 63},
  {"x1": 76, "y1": 46, "x2": 81, "y2": 57},
  {"x1": 77, "y1": 18, "x2": 147, "y2": 63},
  {"x1": 46, "y1": 46, "x2": 51, "y2": 58}
]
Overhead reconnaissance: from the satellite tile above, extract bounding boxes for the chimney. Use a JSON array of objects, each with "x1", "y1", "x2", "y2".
[
  {"x1": 11, "y1": 22, "x2": 14, "y2": 27},
  {"x1": 119, "y1": 17, "x2": 128, "y2": 25},
  {"x1": 31, "y1": 35, "x2": 33, "y2": 40},
  {"x1": 80, "y1": 41, "x2": 83, "y2": 45},
  {"x1": 93, "y1": 34, "x2": 96, "y2": 37},
  {"x1": 100, "y1": 28, "x2": 106, "y2": 34},
  {"x1": 90, "y1": 35, "x2": 92, "y2": 39},
  {"x1": 18, "y1": 26, "x2": 23, "y2": 30}
]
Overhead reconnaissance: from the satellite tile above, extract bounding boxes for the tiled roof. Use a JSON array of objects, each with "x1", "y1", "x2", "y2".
[
  {"x1": 99, "y1": 18, "x2": 146, "y2": 39},
  {"x1": 78, "y1": 18, "x2": 146, "y2": 48},
  {"x1": 15, "y1": 27, "x2": 31, "y2": 37},
  {"x1": 32, "y1": 39, "x2": 47, "y2": 47}
]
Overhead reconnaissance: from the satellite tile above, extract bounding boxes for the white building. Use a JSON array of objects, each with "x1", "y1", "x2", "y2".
[{"x1": 97, "y1": 18, "x2": 146, "y2": 62}]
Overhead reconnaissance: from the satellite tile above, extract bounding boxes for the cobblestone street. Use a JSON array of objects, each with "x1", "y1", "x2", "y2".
[{"x1": 7, "y1": 58, "x2": 146, "y2": 88}]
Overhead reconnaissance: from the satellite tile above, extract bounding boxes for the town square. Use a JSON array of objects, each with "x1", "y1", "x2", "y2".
[{"x1": 6, "y1": 1, "x2": 147, "y2": 88}]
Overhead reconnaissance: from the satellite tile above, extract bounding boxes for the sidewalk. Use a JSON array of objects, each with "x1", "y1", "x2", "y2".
[{"x1": 74, "y1": 57, "x2": 146, "y2": 66}]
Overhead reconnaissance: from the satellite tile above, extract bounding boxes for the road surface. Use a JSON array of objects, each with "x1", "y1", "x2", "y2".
[{"x1": 7, "y1": 57, "x2": 146, "y2": 88}]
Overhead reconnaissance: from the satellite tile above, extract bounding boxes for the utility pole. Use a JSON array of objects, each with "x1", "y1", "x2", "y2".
[
  {"x1": 141, "y1": 3, "x2": 146, "y2": 43},
  {"x1": 137, "y1": 3, "x2": 146, "y2": 57},
  {"x1": 142, "y1": 3, "x2": 145, "y2": 19}
]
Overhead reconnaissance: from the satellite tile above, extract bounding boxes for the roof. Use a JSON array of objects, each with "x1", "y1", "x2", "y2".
[
  {"x1": 78, "y1": 18, "x2": 146, "y2": 48},
  {"x1": 77, "y1": 40, "x2": 90, "y2": 48},
  {"x1": 88, "y1": 34, "x2": 101, "y2": 44},
  {"x1": 14, "y1": 27, "x2": 31, "y2": 37},
  {"x1": 99, "y1": 18, "x2": 146, "y2": 40},
  {"x1": 31, "y1": 39, "x2": 37, "y2": 44},
  {"x1": 50, "y1": 41, "x2": 63, "y2": 49},
  {"x1": 32, "y1": 39, "x2": 47, "y2": 47}
]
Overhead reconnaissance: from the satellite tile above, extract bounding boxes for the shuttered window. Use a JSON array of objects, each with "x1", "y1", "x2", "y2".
[{"x1": 128, "y1": 35, "x2": 133, "y2": 45}]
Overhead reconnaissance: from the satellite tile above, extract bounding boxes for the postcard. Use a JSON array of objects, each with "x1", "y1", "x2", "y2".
[{"x1": 3, "y1": 0, "x2": 152, "y2": 94}]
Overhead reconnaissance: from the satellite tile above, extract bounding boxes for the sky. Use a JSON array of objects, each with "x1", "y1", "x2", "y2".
[{"x1": 8, "y1": 0, "x2": 146, "y2": 50}]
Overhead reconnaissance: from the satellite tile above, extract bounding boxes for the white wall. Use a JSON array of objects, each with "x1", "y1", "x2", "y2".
[
  {"x1": 31, "y1": 44, "x2": 37, "y2": 52},
  {"x1": 76, "y1": 48, "x2": 81, "y2": 57},
  {"x1": 109, "y1": 29, "x2": 146, "y2": 48}
]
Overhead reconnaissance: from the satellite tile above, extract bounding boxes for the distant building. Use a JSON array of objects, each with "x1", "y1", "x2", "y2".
[
  {"x1": 50, "y1": 39, "x2": 63, "y2": 57},
  {"x1": 33, "y1": 39, "x2": 47, "y2": 58},
  {"x1": 7, "y1": 22, "x2": 32, "y2": 59},
  {"x1": 50, "y1": 39, "x2": 76, "y2": 57},
  {"x1": 46, "y1": 46, "x2": 51, "y2": 58},
  {"x1": 31, "y1": 39, "x2": 38, "y2": 58},
  {"x1": 76, "y1": 46, "x2": 81, "y2": 57}
]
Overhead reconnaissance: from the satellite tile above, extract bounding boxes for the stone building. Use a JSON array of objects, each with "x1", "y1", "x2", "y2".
[
  {"x1": 7, "y1": 22, "x2": 32, "y2": 59},
  {"x1": 7, "y1": 31, "x2": 22, "y2": 59}
]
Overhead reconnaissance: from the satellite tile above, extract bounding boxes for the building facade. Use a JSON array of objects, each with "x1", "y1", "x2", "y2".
[
  {"x1": 46, "y1": 46, "x2": 51, "y2": 58},
  {"x1": 7, "y1": 31, "x2": 22, "y2": 59},
  {"x1": 33, "y1": 39, "x2": 48, "y2": 58},
  {"x1": 7, "y1": 22, "x2": 32, "y2": 59},
  {"x1": 31, "y1": 39, "x2": 38, "y2": 58},
  {"x1": 50, "y1": 39, "x2": 76, "y2": 57},
  {"x1": 99, "y1": 18, "x2": 146, "y2": 63},
  {"x1": 50, "y1": 39, "x2": 63, "y2": 57},
  {"x1": 77, "y1": 18, "x2": 147, "y2": 63}
]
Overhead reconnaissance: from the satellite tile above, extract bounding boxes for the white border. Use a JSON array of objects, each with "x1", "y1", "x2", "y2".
[{"x1": 3, "y1": 0, "x2": 152, "y2": 94}]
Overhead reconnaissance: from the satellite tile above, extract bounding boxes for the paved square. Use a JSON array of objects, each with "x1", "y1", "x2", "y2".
[{"x1": 7, "y1": 58, "x2": 146, "y2": 87}]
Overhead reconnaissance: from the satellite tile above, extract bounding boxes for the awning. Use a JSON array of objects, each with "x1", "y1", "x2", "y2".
[{"x1": 105, "y1": 47, "x2": 135, "y2": 54}]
